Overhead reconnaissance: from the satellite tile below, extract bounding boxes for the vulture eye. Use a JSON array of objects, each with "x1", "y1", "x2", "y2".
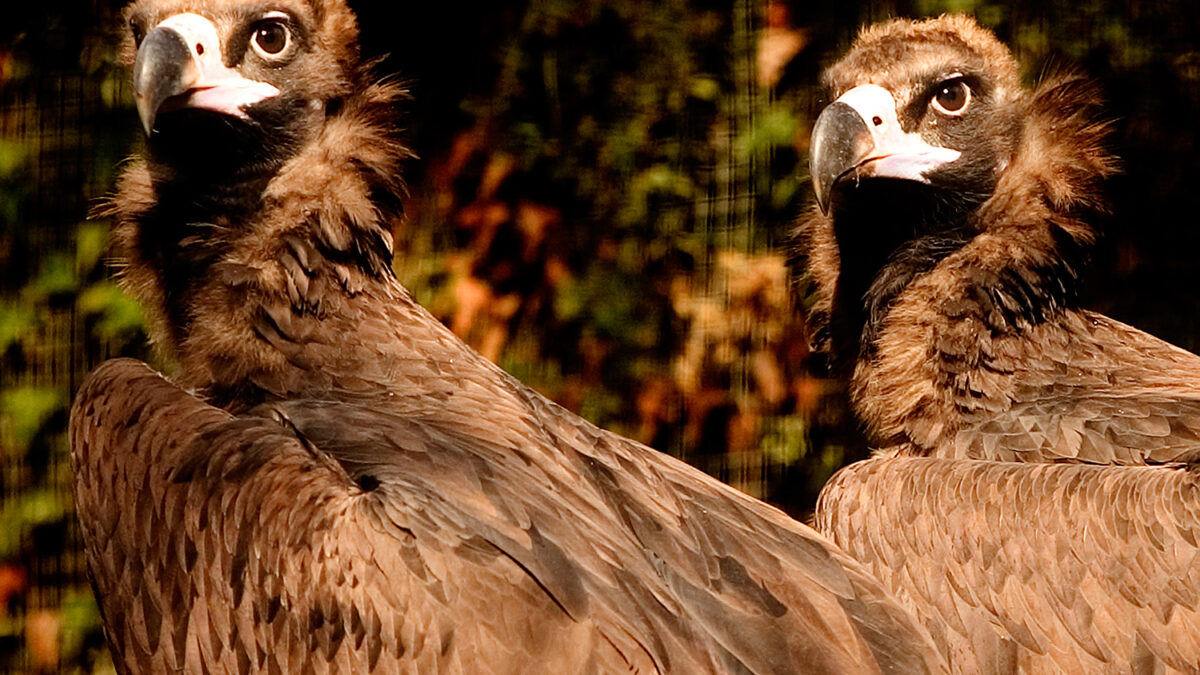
[
  {"x1": 251, "y1": 19, "x2": 291, "y2": 59},
  {"x1": 932, "y1": 79, "x2": 971, "y2": 115},
  {"x1": 129, "y1": 19, "x2": 144, "y2": 45}
]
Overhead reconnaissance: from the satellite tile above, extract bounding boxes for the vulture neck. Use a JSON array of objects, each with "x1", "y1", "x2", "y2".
[
  {"x1": 110, "y1": 79, "x2": 416, "y2": 405},
  {"x1": 144, "y1": 104, "x2": 323, "y2": 222},
  {"x1": 825, "y1": 181, "x2": 980, "y2": 375}
]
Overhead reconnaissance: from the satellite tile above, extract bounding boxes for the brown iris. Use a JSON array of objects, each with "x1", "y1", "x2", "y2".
[
  {"x1": 932, "y1": 80, "x2": 970, "y2": 115},
  {"x1": 252, "y1": 21, "x2": 289, "y2": 57}
]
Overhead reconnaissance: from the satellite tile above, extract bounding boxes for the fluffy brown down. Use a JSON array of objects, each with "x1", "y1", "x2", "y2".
[
  {"x1": 71, "y1": 1, "x2": 945, "y2": 672},
  {"x1": 805, "y1": 15, "x2": 1200, "y2": 673}
]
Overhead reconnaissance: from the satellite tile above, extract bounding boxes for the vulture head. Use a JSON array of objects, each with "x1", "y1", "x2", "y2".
[
  {"x1": 811, "y1": 15, "x2": 1022, "y2": 217},
  {"x1": 122, "y1": 0, "x2": 361, "y2": 178},
  {"x1": 803, "y1": 15, "x2": 1115, "y2": 381}
]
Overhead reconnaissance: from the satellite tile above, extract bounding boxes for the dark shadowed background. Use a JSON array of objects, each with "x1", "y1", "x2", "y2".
[{"x1": 2, "y1": 0, "x2": 1199, "y2": 670}]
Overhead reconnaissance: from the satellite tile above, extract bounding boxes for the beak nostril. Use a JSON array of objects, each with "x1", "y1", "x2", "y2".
[
  {"x1": 872, "y1": 116, "x2": 883, "y2": 126},
  {"x1": 196, "y1": 43, "x2": 204, "y2": 55}
]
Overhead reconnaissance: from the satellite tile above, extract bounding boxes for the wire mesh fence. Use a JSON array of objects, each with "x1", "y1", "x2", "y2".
[{"x1": 1, "y1": 3, "x2": 135, "y2": 670}]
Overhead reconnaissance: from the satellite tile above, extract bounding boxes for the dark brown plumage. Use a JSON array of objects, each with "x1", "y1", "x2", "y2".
[
  {"x1": 817, "y1": 458, "x2": 1200, "y2": 671},
  {"x1": 70, "y1": 1, "x2": 943, "y2": 672},
  {"x1": 803, "y1": 15, "x2": 1200, "y2": 671}
]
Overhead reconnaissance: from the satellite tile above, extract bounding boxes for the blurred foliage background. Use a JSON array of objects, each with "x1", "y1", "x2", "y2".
[{"x1": 1, "y1": 0, "x2": 1199, "y2": 670}]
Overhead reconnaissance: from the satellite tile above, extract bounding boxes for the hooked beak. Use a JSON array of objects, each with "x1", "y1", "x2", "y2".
[
  {"x1": 132, "y1": 13, "x2": 280, "y2": 136},
  {"x1": 810, "y1": 84, "x2": 961, "y2": 214}
]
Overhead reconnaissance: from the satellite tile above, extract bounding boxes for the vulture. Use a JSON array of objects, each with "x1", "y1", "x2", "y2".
[
  {"x1": 70, "y1": 0, "x2": 944, "y2": 672},
  {"x1": 803, "y1": 14, "x2": 1200, "y2": 672}
]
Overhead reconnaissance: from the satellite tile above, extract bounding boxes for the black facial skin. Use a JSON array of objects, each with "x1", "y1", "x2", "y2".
[
  {"x1": 148, "y1": 97, "x2": 317, "y2": 201},
  {"x1": 905, "y1": 71, "x2": 1016, "y2": 202}
]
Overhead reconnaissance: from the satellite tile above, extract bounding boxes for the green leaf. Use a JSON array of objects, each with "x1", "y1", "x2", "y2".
[
  {"x1": 689, "y1": 76, "x2": 720, "y2": 101},
  {"x1": 0, "y1": 140, "x2": 29, "y2": 180},
  {"x1": 30, "y1": 253, "x2": 78, "y2": 298},
  {"x1": 735, "y1": 105, "x2": 799, "y2": 157},
  {"x1": 58, "y1": 590, "x2": 105, "y2": 668},
  {"x1": 74, "y1": 222, "x2": 110, "y2": 275},
  {"x1": 0, "y1": 303, "x2": 36, "y2": 353},
  {"x1": 0, "y1": 386, "x2": 66, "y2": 453},
  {"x1": 553, "y1": 276, "x2": 585, "y2": 322},
  {"x1": 759, "y1": 415, "x2": 809, "y2": 465},
  {"x1": 78, "y1": 282, "x2": 146, "y2": 339},
  {"x1": 0, "y1": 487, "x2": 68, "y2": 558}
]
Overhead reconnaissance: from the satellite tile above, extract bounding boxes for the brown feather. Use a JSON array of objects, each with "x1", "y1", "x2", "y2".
[{"x1": 818, "y1": 458, "x2": 1200, "y2": 672}]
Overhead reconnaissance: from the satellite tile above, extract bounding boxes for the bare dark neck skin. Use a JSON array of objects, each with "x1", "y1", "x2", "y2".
[{"x1": 825, "y1": 180, "x2": 980, "y2": 376}]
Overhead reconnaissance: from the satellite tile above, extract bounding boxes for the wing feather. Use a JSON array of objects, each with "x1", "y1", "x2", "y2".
[
  {"x1": 817, "y1": 456, "x2": 1200, "y2": 672},
  {"x1": 956, "y1": 393, "x2": 1200, "y2": 465},
  {"x1": 265, "y1": 394, "x2": 944, "y2": 673}
]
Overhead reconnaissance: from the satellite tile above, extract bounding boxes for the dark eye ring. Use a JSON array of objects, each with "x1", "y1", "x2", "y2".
[
  {"x1": 931, "y1": 79, "x2": 971, "y2": 115},
  {"x1": 251, "y1": 20, "x2": 291, "y2": 59}
]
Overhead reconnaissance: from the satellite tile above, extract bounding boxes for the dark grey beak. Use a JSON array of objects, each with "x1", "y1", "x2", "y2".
[
  {"x1": 810, "y1": 101, "x2": 874, "y2": 215},
  {"x1": 133, "y1": 26, "x2": 195, "y2": 136}
]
